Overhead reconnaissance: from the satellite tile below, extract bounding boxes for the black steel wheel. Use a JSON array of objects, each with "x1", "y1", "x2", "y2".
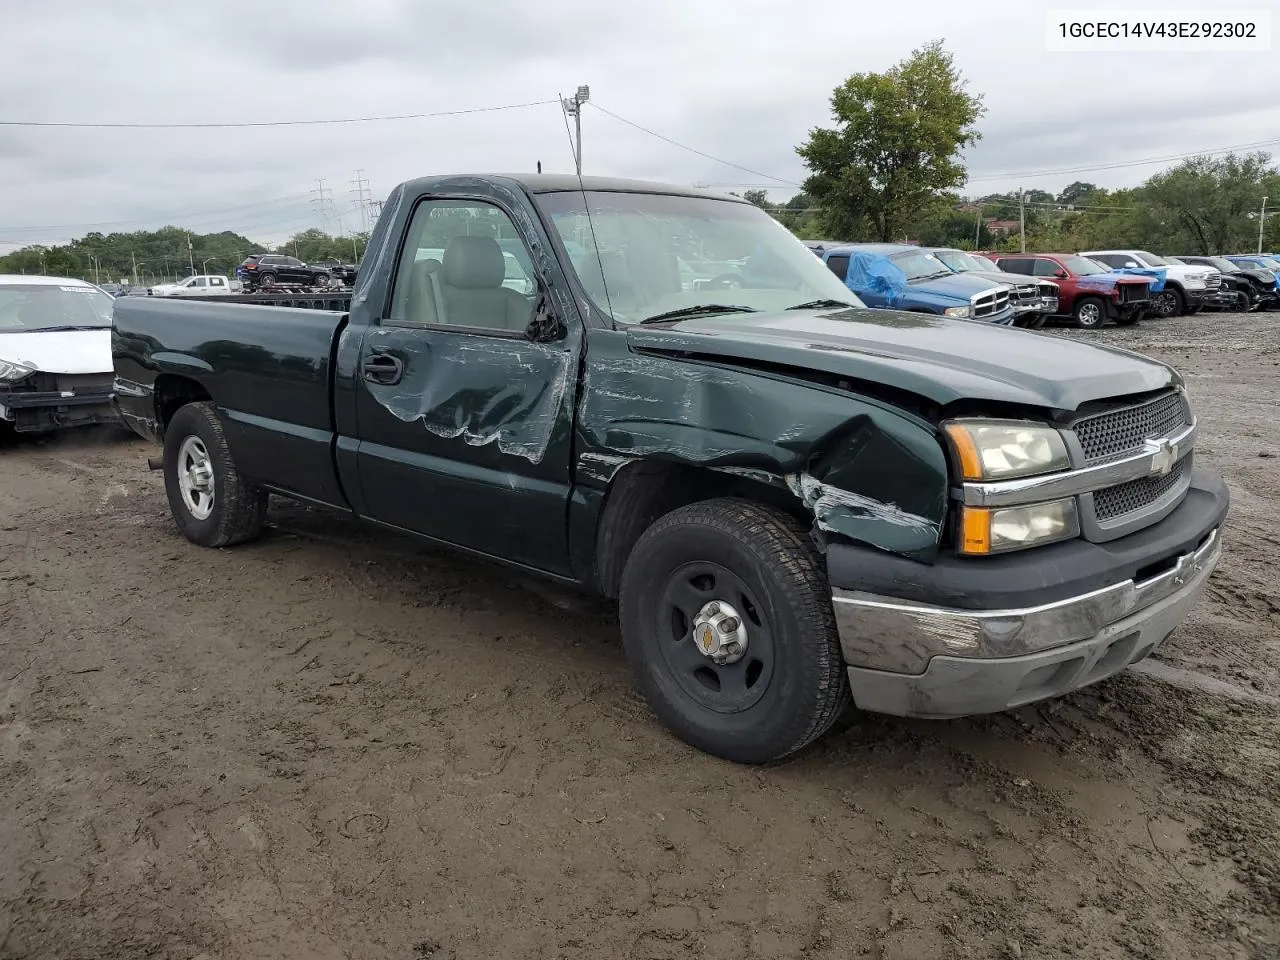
[{"x1": 618, "y1": 498, "x2": 850, "y2": 764}]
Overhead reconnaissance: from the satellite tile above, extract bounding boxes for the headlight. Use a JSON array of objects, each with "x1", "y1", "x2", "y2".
[
  {"x1": 959, "y1": 499, "x2": 1080, "y2": 555},
  {"x1": 943, "y1": 306, "x2": 971, "y2": 318},
  {"x1": 0, "y1": 358, "x2": 37, "y2": 382},
  {"x1": 943, "y1": 420, "x2": 1071, "y2": 481}
]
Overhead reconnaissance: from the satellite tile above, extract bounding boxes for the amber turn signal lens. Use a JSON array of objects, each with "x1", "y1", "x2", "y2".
[
  {"x1": 944, "y1": 423, "x2": 984, "y2": 481},
  {"x1": 959, "y1": 507, "x2": 992, "y2": 555}
]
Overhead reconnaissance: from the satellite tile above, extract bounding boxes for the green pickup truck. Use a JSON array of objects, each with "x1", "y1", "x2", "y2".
[{"x1": 112, "y1": 175, "x2": 1228, "y2": 764}]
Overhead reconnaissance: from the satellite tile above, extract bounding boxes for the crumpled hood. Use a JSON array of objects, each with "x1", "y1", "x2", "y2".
[
  {"x1": 625, "y1": 307, "x2": 1177, "y2": 412},
  {"x1": 0, "y1": 329, "x2": 112, "y2": 375}
]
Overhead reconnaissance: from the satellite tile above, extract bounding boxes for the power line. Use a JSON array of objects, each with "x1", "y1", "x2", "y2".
[
  {"x1": 967, "y1": 136, "x2": 1280, "y2": 181},
  {"x1": 587, "y1": 103, "x2": 801, "y2": 187},
  {"x1": 0, "y1": 99, "x2": 559, "y2": 129},
  {"x1": 0, "y1": 192, "x2": 315, "y2": 233}
]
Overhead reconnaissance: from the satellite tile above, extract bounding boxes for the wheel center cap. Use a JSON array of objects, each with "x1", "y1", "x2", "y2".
[{"x1": 691, "y1": 600, "x2": 749, "y2": 666}]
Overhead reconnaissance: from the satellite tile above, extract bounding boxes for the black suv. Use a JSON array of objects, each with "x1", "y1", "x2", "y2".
[
  {"x1": 313, "y1": 258, "x2": 359, "y2": 285},
  {"x1": 239, "y1": 254, "x2": 330, "y2": 289}
]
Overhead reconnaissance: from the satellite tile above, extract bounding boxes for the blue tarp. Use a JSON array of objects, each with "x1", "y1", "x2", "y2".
[
  {"x1": 1109, "y1": 266, "x2": 1166, "y2": 292},
  {"x1": 845, "y1": 251, "x2": 910, "y2": 306}
]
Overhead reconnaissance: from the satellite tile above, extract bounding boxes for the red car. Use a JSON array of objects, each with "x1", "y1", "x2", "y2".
[{"x1": 984, "y1": 253, "x2": 1153, "y2": 329}]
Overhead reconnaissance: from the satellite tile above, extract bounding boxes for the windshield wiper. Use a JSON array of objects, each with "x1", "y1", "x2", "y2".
[
  {"x1": 636, "y1": 304, "x2": 758, "y2": 325},
  {"x1": 786, "y1": 298, "x2": 858, "y2": 310}
]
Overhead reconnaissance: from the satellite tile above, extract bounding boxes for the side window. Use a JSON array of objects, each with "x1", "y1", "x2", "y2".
[
  {"x1": 190, "y1": 277, "x2": 207, "y2": 287},
  {"x1": 1091, "y1": 254, "x2": 1125, "y2": 268},
  {"x1": 998, "y1": 258, "x2": 1033, "y2": 275},
  {"x1": 824, "y1": 254, "x2": 850, "y2": 281},
  {"x1": 211, "y1": 277, "x2": 226, "y2": 287},
  {"x1": 1032, "y1": 259, "x2": 1061, "y2": 278},
  {"x1": 389, "y1": 198, "x2": 538, "y2": 333}
]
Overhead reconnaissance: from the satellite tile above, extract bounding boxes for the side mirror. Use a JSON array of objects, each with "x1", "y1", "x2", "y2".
[
  {"x1": 1123, "y1": 261, "x2": 1139, "y2": 268},
  {"x1": 1055, "y1": 269, "x2": 1068, "y2": 279}
]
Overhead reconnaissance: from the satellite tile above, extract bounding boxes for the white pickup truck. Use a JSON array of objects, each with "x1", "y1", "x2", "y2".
[
  {"x1": 147, "y1": 275, "x2": 232, "y2": 297},
  {"x1": 1080, "y1": 249, "x2": 1219, "y2": 317}
]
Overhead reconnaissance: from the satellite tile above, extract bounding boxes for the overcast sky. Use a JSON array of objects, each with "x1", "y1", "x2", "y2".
[{"x1": 1, "y1": 0, "x2": 1277, "y2": 253}]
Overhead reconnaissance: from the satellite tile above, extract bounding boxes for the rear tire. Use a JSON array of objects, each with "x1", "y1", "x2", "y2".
[
  {"x1": 163, "y1": 402, "x2": 267, "y2": 548},
  {"x1": 618, "y1": 498, "x2": 851, "y2": 765},
  {"x1": 1073, "y1": 296, "x2": 1106, "y2": 329},
  {"x1": 259, "y1": 272, "x2": 278, "y2": 288}
]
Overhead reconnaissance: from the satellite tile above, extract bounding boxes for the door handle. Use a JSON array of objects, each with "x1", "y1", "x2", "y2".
[{"x1": 362, "y1": 353, "x2": 404, "y2": 385}]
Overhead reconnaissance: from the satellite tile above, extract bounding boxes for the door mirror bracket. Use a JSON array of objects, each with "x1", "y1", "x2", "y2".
[{"x1": 525, "y1": 292, "x2": 565, "y2": 342}]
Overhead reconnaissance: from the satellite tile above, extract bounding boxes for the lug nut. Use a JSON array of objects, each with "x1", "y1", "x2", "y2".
[
  {"x1": 705, "y1": 602, "x2": 720, "y2": 616},
  {"x1": 719, "y1": 617, "x2": 740, "y2": 633}
]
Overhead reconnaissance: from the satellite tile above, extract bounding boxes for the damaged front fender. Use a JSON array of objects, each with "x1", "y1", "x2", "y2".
[{"x1": 577, "y1": 330, "x2": 950, "y2": 561}]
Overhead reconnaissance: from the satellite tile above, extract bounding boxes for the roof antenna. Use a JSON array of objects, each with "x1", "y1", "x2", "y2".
[{"x1": 537, "y1": 161, "x2": 542, "y2": 174}]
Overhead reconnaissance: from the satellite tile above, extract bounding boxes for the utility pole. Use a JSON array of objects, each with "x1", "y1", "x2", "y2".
[
  {"x1": 561, "y1": 85, "x2": 590, "y2": 175},
  {"x1": 351, "y1": 169, "x2": 372, "y2": 234},
  {"x1": 313, "y1": 178, "x2": 334, "y2": 234},
  {"x1": 1259, "y1": 196, "x2": 1269, "y2": 254},
  {"x1": 187, "y1": 232, "x2": 195, "y2": 276},
  {"x1": 131, "y1": 250, "x2": 139, "y2": 285},
  {"x1": 1018, "y1": 189, "x2": 1026, "y2": 253},
  {"x1": 973, "y1": 201, "x2": 982, "y2": 248}
]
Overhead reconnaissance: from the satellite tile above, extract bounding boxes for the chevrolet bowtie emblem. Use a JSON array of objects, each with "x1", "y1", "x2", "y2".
[{"x1": 1148, "y1": 437, "x2": 1178, "y2": 476}]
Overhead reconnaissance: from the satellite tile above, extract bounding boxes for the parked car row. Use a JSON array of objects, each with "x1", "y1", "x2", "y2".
[{"x1": 805, "y1": 240, "x2": 1280, "y2": 329}]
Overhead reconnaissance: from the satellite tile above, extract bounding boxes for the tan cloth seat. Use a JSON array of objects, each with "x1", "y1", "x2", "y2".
[{"x1": 439, "y1": 237, "x2": 531, "y2": 331}]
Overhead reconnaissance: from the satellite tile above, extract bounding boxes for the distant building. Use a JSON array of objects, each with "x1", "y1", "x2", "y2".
[{"x1": 984, "y1": 219, "x2": 1021, "y2": 235}]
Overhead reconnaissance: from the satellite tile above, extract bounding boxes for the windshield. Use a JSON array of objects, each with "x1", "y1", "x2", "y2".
[
  {"x1": 971, "y1": 254, "x2": 999, "y2": 270},
  {"x1": 1064, "y1": 256, "x2": 1111, "y2": 276},
  {"x1": 1131, "y1": 251, "x2": 1167, "y2": 265},
  {"x1": 887, "y1": 250, "x2": 951, "y2": 281},
  {"x1": 1206, "y1": 257, "x2": 1240, "y2": 272},
  {"x1": 932, "y1": 250, "x2": 989, "y2": 273},
  {"x1": 0, "y1": 283, "x2": 113, "y2": 332},
  {"x1": 536, "y1": 191, "x2": 864, "y2": 323}
]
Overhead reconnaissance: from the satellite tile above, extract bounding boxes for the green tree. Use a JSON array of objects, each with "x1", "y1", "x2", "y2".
[
  {"x1": 797, "y1": 40, "x2": 984, "y2": 241},
  {"x1": 1134, "y1": 152, "x2": 1277, "y2": 254},
  {"x1": 741, "y1": 189, "x2": 770, "y2": 208},
  {"x1": 1057, "y1": 181, "x2": 1098, "y2": 207}
]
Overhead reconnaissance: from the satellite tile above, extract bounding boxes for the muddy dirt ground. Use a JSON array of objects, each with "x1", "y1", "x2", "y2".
[{"x1": 1, "y1": 311, "x2": 1278, "y2": 960}]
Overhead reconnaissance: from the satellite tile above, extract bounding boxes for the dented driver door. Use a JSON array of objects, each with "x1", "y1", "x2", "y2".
[{"x1": 351, "y1": 191, "x2": 583, "y2": 577}]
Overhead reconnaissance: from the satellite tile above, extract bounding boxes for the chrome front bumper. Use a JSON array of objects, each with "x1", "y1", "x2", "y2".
[{"x1": 832, "y1": 527, "x2": 1222, "y2": 718}]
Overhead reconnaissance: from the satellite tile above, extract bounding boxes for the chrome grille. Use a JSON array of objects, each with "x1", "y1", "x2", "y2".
[
  {"x1": 1012, "y1": 283, "x2": 1039, "y2": 306},
  {"x1": 1074, "y1": 391, "x2": 1188, "y2": 462},
  {"x1": 1094, "y1": 456, "x2": 1191, "y2": 522},
  {"x1": 972, "y1": 288, "x2": 1011, "y2": 318},
  {"x1": 1204, "y1": 274, "x2": 1222, "y2": 291}
]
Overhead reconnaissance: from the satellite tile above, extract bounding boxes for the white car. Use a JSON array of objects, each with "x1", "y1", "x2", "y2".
[
  {"x1": 1079, "y1": 249, "x2": 1219, "y2": 317},
  {"x1": 0, "y1": 275, "x2": 116, "y2": 435},
  {"x1": 148, "y1": 274, "x2": 232, "y2": 297}
]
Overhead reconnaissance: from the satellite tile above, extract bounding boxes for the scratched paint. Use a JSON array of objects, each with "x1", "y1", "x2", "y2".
[
  {"x1": 365, "y1": 333, "x2": 573, "y2": 465},
  {"x1": 786, "y1": 473, "x2": 940, "y2": 543}
]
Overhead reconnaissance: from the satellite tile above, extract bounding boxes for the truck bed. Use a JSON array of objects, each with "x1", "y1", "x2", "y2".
[{"x1": 112, "y1": 295, "x2": 350, "y2": 507}]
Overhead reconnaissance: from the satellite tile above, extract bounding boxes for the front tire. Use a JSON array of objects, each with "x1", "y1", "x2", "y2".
[
  {"x1": 163, "y1": 402, "x2": 267, "y2": 548},
  {"x1": 1073, "y1": 296, "x2": 1106, "y2": 329},
  {"x1": 618, "y1": 499, "x2": 851, "y2": 765}
]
